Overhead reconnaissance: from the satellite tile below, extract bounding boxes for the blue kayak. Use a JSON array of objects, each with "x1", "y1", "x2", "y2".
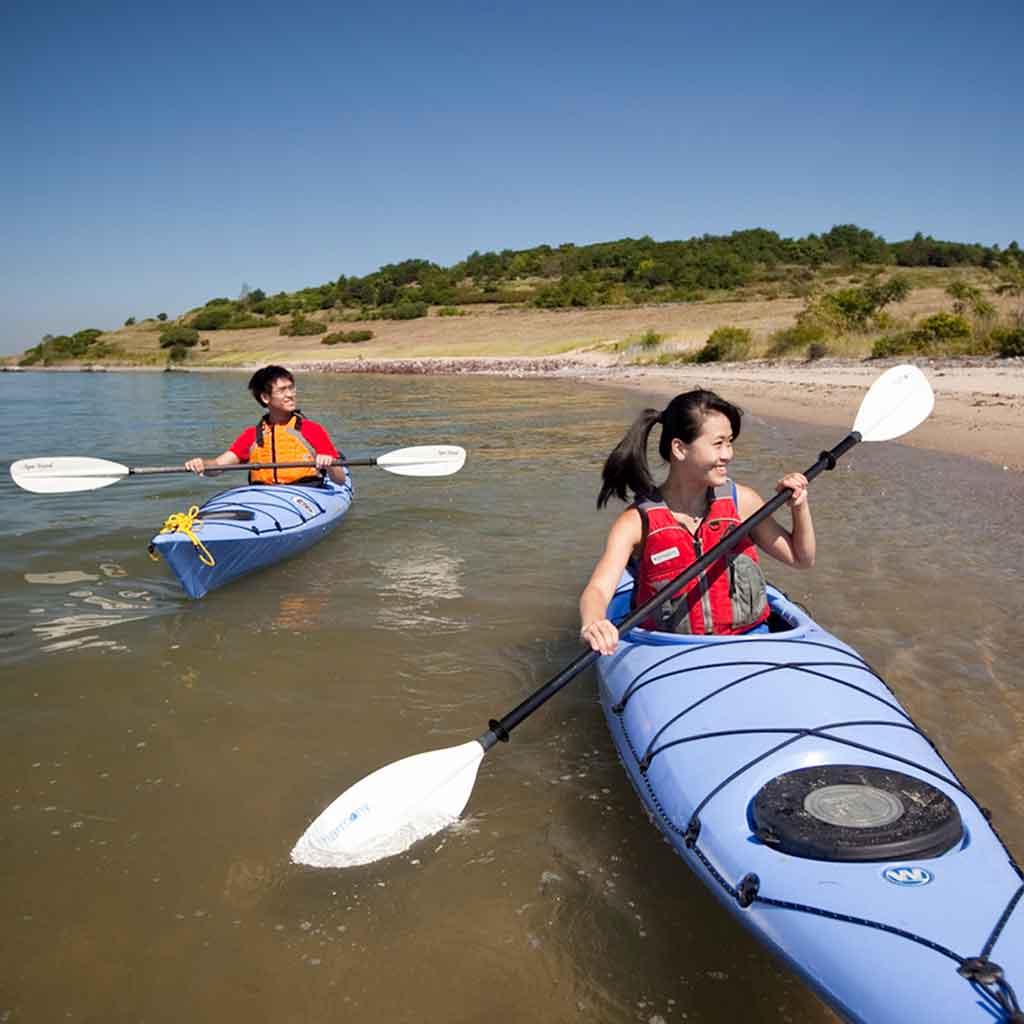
[
  {"x1": 598, "y1": 575, "x2": 1023, "y2": 1023},
  {"x1": 149, "y1": 477, "x2": 354, "y2": 599}
]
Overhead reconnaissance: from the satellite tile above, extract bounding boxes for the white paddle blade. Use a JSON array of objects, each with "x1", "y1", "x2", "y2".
[
  {"x1": 9, "y1": 456, "x2": 130, "y2": 494},
  {"x1": 853, "y1": 364, "x2": 935, "y2": 443},
  {"x1": 290, "y1": 739, "x2": 485, "y2": 869},
  {"x1": 376, "y1": 445, "x2": 467, "y2": 477}
]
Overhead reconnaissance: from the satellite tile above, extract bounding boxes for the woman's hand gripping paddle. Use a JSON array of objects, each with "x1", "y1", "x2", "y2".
[
  {"x1": 291, "y1": 365, "x2": 935, "y2": 869},
  {"x1": 9, "y1": 445, "x2": 467, "y2": 494}
]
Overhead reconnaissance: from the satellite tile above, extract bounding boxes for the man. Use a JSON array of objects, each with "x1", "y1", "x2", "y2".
[{"x1": 185, "y1": 365, "x2": 347, "y2": 486}]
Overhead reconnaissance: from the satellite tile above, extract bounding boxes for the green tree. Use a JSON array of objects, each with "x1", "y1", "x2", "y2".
[
  {"x1": 159, "y1": 326, "x2": 200, "y2": 348},
  {"x1": 807, "y1": 276, "x2": 911, "y2": 333}
]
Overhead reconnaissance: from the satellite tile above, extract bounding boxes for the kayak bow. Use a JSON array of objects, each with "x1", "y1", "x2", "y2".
[
  {"x1": 598, "y1": 575, "x2": 1023, "y2": 1023},
  {"x1": 149, "y1": 477, "x2": 354, "y2": 598}
]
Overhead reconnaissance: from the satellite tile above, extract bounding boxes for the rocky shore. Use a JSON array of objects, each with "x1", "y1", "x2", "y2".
[
  {"x1": 294, "y1": 353, "x2": 1024, "y2": 473},
  {"x1": 294, "y1": 355, "x2": 608, "y2": 377}
]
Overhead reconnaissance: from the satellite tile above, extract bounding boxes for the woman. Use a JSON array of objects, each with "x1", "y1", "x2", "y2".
[{"x1": 579, "y1": 389, "x2": 815, "y2": 655}]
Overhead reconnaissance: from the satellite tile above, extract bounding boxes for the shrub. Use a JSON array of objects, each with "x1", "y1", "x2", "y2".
[
  {"x1": 125, "y1": 316, "x2": 136, "y2": 326},
  {"x1": 993, "y1": 326, "x2": 1024, "y2": 357},
  {"x1": 224, "y1": 314, "x2": 278, "y2": 329},
  {"x1": 167, "y1": 344, "x2": 189, "y2": 363},
  {"x1": 19, "y1": 328, "x2": 115, "y2": 365},
  {"x1": 384, "y1": 300, "x2": 428, "y2": 320},
  {"x1": 695, "y1": 326, "x2": 752, "y2": 363},
  {"x1": 806, "y1": 342, "x2": 829, "y2": 361},
  {"x1": 191, "y1": 307, "x2": 233, "y2": 330},
  {"x1": 157, "y1": 312, "x2": 168, "y2": 321},
  {"x1": 914, "y1": 312, "x2": 972, "y2": 346},
  {"x1": 870, "y1": 332, "x2": 918, "y2": 358},
  {"x1": 870, "y1": 313, "x2": 972, "y2": 358},
  {"x1": 159, "y1": 326, "x2": 200, "y2": 349},
  {"x1": 766, "y1": 320, "x2": 827, "y2": 356},
  {"x1": 356, "y1": 301, "x2": 429, "y2": 321},
  {"x1": 654, "y1": 349, "x2": 697, "y2": 365},
  {"x1": 322, "y1": 329, "x2": 374, "y2": 345},
  {"x1": 945, "y1": 281, "x2": 994, "y2": 319},
  {"x1": 639, "y1": 328, "x2": 663, "y2": 351},
  {"x1": 280, "y1": 314, "x2": 326, "y2": 336},
  {"x1": 436, "y1": 306, "x2": 467, "y2": 316},
  {"x1": 533, "y1": 275, "x2": 602, "y2": 308},
  {"x1": 254, "y1": 293, "x2": 296, "y2": 316}
]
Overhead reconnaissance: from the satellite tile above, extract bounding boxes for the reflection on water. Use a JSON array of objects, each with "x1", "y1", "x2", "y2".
[
  {"x1": 17, "y1": 561, "x2": 163, "y2": 656},
  {"x1": 24, "y1": 570, "x2": 101, "y2": 585},
  {"x1": 34, "y1": 617, "x2": 134, "y2": 654},
  {"x1": 273, "y1": 593, "x2": 331, "y2": 632},
  {"x1": 374, "y1": 541, "x2": 466, "y2": 630},
  {"x1": 0, "y1": 372, "x2": 1021, "y2": 1024}
]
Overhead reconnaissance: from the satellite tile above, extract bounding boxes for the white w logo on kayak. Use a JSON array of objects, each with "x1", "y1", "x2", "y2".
[{"x1": 883, "y1": 867, "x2": 934, "y2": 886}]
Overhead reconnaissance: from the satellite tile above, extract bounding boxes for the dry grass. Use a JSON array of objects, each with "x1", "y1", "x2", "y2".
[{"x1": 17, "y1": 267, "x2": 1019, "y2": 369}]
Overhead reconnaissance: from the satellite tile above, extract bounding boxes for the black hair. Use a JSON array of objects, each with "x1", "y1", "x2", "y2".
[
  {"x1": 248, "y1": 365, "x2": 294, "y2": 407},
  {"x1": 596, "y1": 389, "x2": 743, "y2": 507}
]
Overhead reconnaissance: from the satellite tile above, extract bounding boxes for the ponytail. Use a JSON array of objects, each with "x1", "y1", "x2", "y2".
[{"x1": 596, "y1": 408, "x2": 662, "y2": 508}]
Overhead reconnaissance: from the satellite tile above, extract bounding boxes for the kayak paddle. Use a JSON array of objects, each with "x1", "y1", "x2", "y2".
[
  {"x1": 291, "y1": 364, "x2": 934, "y2": 869},
  {"x1": 9, "y1": 445, "x2": 467, "y2": 494}
]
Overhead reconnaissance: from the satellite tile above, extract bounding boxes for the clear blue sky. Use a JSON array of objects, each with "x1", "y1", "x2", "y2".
[{"x1": 3, "y1": 0, "x2": 1021, "y2": 354}]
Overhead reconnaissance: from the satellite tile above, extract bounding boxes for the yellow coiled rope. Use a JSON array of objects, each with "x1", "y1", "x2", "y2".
[{"x1": 148, "y1": 505, "x2": 216, "y2": 567}]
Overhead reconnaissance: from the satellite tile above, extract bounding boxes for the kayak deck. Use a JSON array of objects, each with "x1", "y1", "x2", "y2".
[
  {"x1": 597, "y1": 578, "x2": 1023, "y2": 1023},
  {"x1": 149, "y1": 478, "x2": 354, "y2": 598}
]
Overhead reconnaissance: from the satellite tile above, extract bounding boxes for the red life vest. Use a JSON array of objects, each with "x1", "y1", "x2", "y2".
[
  {"x1": 248, "y1": 412, "x2": 321, "y2": 485},
  {"x1": 632, "y1": 481, "x2": 769, "y2": 635}
]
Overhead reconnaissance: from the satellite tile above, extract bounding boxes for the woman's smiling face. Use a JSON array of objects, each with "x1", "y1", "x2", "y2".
[{"x1": 672, "y1": 410, "x2": 735, "y2": 484}]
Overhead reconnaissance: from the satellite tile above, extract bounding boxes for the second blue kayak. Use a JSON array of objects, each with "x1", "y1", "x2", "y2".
[
  {"x1": 149, "y1": 477, "x2": 354, "y2": 599},
  {"x1": 598, "y1": 575, "x2": 1023, "y2": 1023}
]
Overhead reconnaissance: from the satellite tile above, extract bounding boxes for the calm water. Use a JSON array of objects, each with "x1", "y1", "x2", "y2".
[{"x1": 1, "y1": 370, "x2": 1022, "y2": 1023}]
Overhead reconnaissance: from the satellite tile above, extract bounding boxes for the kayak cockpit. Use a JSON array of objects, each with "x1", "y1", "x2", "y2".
[{"x1": 607, "y1": 571, "x2": 815, "y2": 646}]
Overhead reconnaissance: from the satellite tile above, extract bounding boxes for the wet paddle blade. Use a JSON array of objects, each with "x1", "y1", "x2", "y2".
[
  {"x1": 853, "y1": 364, "x2": 934, "y2": 443},
  {"x1": 375, "y1": 445, "x2": 467, "y2": 477},
  {"x1": 290, "y1": 739, "x2": 485, "y2": 868},
  {"x1": 9, "y1": 456, "x2": 130, "y2": 493}
]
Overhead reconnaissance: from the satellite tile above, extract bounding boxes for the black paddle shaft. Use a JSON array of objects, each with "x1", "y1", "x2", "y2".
[{"x1": 478, "y1": 431, "x2": 862, "y2": 751}]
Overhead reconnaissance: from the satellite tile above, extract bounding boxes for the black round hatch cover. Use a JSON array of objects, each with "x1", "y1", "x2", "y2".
[{"x1": 750, "y1": 765, "x2": 963, "y2": 862}]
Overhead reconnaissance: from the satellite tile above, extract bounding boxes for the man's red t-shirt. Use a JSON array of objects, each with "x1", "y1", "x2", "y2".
[{"x1": 229, "y1": 418, "x2": 338, "y2": 462}]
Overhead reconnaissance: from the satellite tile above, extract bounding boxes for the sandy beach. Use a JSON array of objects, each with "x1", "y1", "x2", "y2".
[
  {"x1": 588, "y1": 357, "x2": 1024, "y2": 473},
  {"x1": 295, "y1": 354, "x2": 1024, "y2": 474}
]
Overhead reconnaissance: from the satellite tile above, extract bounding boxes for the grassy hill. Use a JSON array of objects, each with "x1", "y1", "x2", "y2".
[{"x1": 8, "y1": 226, "x2": 1024, "y2": 369}]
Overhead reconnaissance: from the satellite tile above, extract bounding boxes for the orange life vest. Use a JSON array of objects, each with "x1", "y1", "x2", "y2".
[
  {"x1": 248, "y1": 413, "x2": 321, "y2": 485},
  {"x1": 632, "y1": 480, "x2": 770, "y2": 635}
]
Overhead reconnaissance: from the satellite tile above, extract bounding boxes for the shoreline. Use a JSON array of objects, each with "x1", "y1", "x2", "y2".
[
  {"x1": 292, "y1": 354, "x2": 1024, "y2": 473},
  {"x1": 583, "y1": 357, "x2": 1024, "y2": 474},
  {"x1": 7, "y1": 355, "x2": 1023, "y2": 472}
]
